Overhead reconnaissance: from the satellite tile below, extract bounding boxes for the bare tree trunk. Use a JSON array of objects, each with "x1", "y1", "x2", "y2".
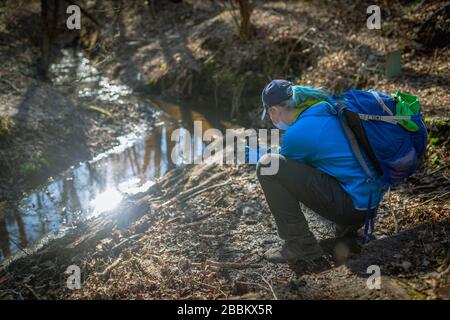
[
  {"x1": 40, "y1": 0, "x2": 50, "y2": 78},
  {"x1": 51, "y1": 0, "x2": 58, "y2": 37},
  {"x1": 236, "y1": 0, "x2": 253, "y2": 40},
  {"x1": 224, "y1": 0, "x2": 254, "y2": 41}
]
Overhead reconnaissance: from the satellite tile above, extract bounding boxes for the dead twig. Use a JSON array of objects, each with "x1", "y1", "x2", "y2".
[
  {"x1": 235, "y1": 280, "x2": 267, "y2": 290},
  {"x1": 24, "y1": 284, "x2": 41, "y2": 300},
  {"x1": 407, "y1": 191, "x2": 450, "y2": 209},
  {"x1": 192, "y1": 279, "x2": 228, "y2": 298},
  {"x1": 248, "y1": 272, "x2": 278, "y2": 300},
  {"x1": 258, "y1": 275, "x2": 278, "y2": 300},
  {"x1": 8, "y1": 237, "x2": 31, "y2": 257},
  {"x1": 387, "y1": 188, "x2": 399, "y2": 233},
  {"x1": 429, "y1": 163, "x2": 450, "y2": 176},
  {"x1": 0, "y1": 288, "x2": 24, "y2": 300},
  {"x1": 282, "y1": 29, "x2": 312, "y2": 72}
]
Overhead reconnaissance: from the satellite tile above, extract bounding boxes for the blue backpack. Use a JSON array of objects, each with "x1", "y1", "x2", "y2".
[{"x1": 325, "y1": 89, "x2": 428, "y2": 242}]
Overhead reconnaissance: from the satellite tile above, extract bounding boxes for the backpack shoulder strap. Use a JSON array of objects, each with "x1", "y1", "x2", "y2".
[
  {"x1": 369, "y1": 90, "x2": 393, "y2": 115},
  {"x1": 338, "y1": 108, "x2": 375, "y2": 181},
  {"x1": 326, "y1": 97, "x2": 383, "y2": 180}
]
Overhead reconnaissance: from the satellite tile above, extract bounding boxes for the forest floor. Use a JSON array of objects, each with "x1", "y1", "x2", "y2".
[
  {"x1": 0, "y1": 0, "x2": 449, "y2": 299},
  {"x1": 0, "y1": 153, "x2": 448, "y2": 300}
]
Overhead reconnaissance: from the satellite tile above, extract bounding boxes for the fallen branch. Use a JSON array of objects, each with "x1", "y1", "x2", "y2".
[
  {"x1": 0, "y1": 78, "x2": 21, "y2": 94},
  {"x1": 180, "y1": 181, "x2": 230, "y2": 202},
  {"x1": 409, "y1": 181, "x2": 450, "y2": 192},
  {"x1": 204, "y1": 260, "x2": 263, "y2": 270},
  {"x1": 198, "y1": 233, "x2": 227, "y2": 239},
  {"x1": 111, "y1": 239, "x2": 130, "y2": 252},
  {"x1": 161, "y1": 179, "x2": 229, "y2": 207},
  {"x1": 96, "y1": 257, "x2": 122, "y2": 278},
  {"x1": 181, "y1": 220, "x2": 210, "y2": 228},
  {"x1": 235, "y1": 281, "x2": 267, "y2": 290},
  {"x1": 157, "y1": 167, "x2": 186, "y2": 187}
]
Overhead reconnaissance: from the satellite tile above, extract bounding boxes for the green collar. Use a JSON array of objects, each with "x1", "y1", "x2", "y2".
[{"x1": 292, "y1": 101, "x2": 325, "y2": 122}]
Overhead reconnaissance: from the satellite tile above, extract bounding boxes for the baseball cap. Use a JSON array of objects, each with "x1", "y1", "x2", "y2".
[{"x1": 261, "y1": 79, "x2": 293, "y2": 120}]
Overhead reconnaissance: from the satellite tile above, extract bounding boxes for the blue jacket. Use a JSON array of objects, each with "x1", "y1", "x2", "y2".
[{"x1": 280, "y1": 102, "x2": 385, "y2": 210}]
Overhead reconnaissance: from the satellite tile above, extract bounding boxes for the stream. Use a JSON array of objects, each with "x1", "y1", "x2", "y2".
[{"x1": 0, "y1": 49, "x2": 232, "y2": 262}]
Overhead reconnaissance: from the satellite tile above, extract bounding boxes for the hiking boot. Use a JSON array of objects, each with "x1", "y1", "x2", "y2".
[
  {"x1": 264, "y1": 236, "x2": 324, "y2": 264},
  {"x1": 335, "y1": 224, "x2": 361, "y2": 239},
  {"x1": 331, "y1": 224, "x2": 364, "y2": 264}
]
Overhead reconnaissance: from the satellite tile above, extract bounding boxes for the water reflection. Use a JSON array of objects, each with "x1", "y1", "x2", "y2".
[
  {"x1": 48, "y1": 48, "x2": 132, "y2": 103},
  {"x1": 0, "y1": 48, "x2": 229, "y2": 261},
  {"x1": 0, "y1": 121, "x2": 212, "y2": 261},
  {"x1": 92, "y1": 188, "x2": 123, "y2": 215}
]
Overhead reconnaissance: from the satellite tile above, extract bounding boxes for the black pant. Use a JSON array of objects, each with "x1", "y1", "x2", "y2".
[{"x1": 256, "y1": 153, "x2": 365, "y2": 241}]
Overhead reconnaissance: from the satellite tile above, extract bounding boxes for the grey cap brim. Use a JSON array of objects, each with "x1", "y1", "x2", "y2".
[{"x1": 261, "y1": 107, "x2": 267, "y2": 121}]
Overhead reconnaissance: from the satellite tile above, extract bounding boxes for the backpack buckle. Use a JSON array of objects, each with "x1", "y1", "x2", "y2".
[{"x1": 360, "y1": 114, "x2": 369, "y2": 121}]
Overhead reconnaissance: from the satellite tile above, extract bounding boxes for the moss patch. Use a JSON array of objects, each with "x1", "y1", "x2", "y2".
[
  {"x1": 19, "y1": 150, "x2": 50, "y2": 178},
  {"x1": 0, "y1": 116, "x2": 13, "y2": 136},
  {"x1": 424, "y1": 117, "x2": 450, "y2": 146}
]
